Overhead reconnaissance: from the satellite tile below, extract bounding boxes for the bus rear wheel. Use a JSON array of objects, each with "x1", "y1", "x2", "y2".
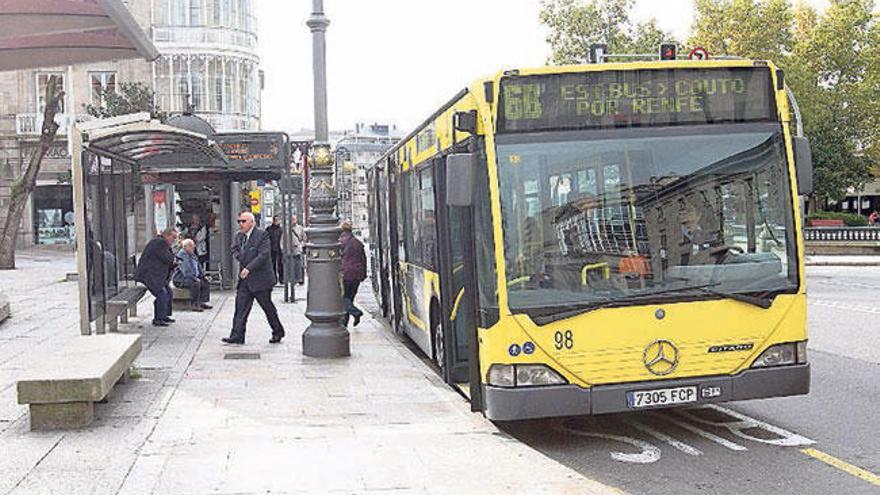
[{"x1": 431, "y1": 302, "x2": 444, "y2": 371}]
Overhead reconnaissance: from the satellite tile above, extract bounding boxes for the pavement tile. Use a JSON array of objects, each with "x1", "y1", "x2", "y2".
[{"x1": 0, "y1": 249, "x2": 619, "y2": 495}]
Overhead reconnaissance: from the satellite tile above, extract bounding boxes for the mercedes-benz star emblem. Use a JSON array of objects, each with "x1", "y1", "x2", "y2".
[{"x1": 643, "y1": 339, "x2": 679, "y2": 376}]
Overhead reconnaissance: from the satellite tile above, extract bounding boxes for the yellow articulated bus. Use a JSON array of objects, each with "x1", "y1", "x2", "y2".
[{"x1": 366, "y1": 57, "x2": 813, "y2": 421}]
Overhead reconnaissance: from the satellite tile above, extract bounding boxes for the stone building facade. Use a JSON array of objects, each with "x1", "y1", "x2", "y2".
[{"x1": 0, "y1": 0, "x2": 261, "y2": 247}]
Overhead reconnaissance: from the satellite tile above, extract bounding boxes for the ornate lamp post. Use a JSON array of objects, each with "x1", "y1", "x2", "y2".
[{"x1": 302, "y1": 0, "x2": 349, "y2": 358}]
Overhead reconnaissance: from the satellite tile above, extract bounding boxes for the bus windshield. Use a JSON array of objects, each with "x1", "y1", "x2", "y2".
[{"x1": 496, "y1": 123, "x2": 798, "y2": 315}]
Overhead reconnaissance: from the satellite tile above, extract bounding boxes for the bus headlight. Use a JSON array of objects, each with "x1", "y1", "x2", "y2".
[
  {"x1": 516, "y1": 364, "x2": 567, "y2": 387},
  {"x1": 751, "y1": 341, "x2": 807, "y2": 368},
  {"x1": 488, "y1": 364, "x2": 515, "y2": 387},
  {"x1": 487, "y1": 364, "x2": 567, "y2": 387}
]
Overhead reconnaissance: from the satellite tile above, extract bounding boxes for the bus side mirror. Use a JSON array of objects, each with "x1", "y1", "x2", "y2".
[
  {"x1": 794, "y1": 136, "x2": 813, "y2": 196},
  {"x1": 446, "y1": 153, "x2": 475, "y2": 207}
]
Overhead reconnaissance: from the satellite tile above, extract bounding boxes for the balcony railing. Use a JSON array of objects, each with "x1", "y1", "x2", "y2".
[
  {"x1": 15, "y1": 113, "x2": 70, "y2": 136},
  {"x1": 804, "y1": 227, "x2": 880, "y2": 242},
  {"x1": 153, "y1": 26, "x2": 257, "y2": 52}
]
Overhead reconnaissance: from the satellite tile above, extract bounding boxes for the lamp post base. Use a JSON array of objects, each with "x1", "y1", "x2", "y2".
[{"x1": 302, "y1": 322, "x2": 350, "y2": 358}]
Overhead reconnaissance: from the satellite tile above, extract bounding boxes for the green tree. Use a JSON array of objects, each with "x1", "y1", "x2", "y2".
[
  {"x1": 540, "y1": 0, "x2": 677, "y2": 64},
  {"x1": 0, "y1": 77, "x2": 63, "y2": 269},
  {"x1": 690, "y1": 0, "x2": 878, "y2": 203},
  {"x1": 690, "y1": 0, "x2": 793, "y2": 60},
  {"x1": 85, "y1": 82, "x2": 166, "y2": 121}
]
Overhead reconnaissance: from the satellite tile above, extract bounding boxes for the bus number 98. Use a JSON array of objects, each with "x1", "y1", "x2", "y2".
[{"x1": 554, "y1": 330, "x2": 573, "y2": 350}]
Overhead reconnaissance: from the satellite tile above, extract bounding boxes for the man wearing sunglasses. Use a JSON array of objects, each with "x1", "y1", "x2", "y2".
[{"x1": 223, "y1": 211, "x2": 286, "y2": 344}]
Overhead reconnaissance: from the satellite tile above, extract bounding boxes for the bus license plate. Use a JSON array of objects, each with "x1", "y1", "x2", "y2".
[{"x1": 627, "y1": 386, "x2": 697, "y2": 409}]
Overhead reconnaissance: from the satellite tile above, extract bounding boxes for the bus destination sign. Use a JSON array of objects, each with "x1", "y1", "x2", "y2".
[{"x1": 497, "y1": 67, "x2": 776, "y2": 132}]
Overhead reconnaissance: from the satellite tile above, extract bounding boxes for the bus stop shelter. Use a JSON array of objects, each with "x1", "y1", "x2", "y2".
[
  {"x1": 71, "y1": 113, "x2": 229, "y2": 335},
  {"x1": 71, "y1": 113, "x2": 298, "y2": 336}
]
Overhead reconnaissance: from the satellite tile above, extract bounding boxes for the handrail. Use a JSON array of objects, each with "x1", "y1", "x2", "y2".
[
  {"x1": 581, "y1": 262, "x2": 610, "y2": 286},
  {"x1": 804, "y1": 227, "x2": 880, "y2": 242}
]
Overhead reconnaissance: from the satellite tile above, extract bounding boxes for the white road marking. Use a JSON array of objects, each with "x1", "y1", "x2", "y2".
[
  {"x1": 652, "y1": 411, "x2": 748, "y2": 451},
  {"x1": 811, "y1": 299, "x2": 880, "y2": 315},
  {"x1": 698, "y1": 404, "x2": 815, "y2": 447},
  {"x1": 560, "y1": 423, "x2": 661, "y2": 464},
  {"x1": 629, "y1": 419, "x2": 703, "y2": 456}
]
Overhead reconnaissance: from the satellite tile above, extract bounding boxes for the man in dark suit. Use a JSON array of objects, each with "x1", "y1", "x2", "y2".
[
  {"x1": 135, "y1": 228, "x2": 178, "y2": 327},
  {"x1": 223, "y1": 211, "x2": 286, "y2": 344}
]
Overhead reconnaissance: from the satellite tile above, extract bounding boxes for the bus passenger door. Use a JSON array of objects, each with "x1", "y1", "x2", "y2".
[
  {"x1": 435, "y1": 156, "x2": 476, "y2": 386},
  {"x1": 387, "y1": 160, "x2": 404, "y2": 334}
]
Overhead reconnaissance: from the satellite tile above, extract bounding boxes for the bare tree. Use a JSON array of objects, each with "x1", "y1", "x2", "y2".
[{"x1": 0, "y1": 76, "x2": 64, "y2": 269}]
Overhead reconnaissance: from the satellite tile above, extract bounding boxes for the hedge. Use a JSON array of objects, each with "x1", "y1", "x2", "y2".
[{"x1": 806, "y1": 211, "x2": 868, "y2": 227}]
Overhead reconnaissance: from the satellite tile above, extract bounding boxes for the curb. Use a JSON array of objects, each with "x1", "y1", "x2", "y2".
[{"x1": 806, "y1": 262, "x2": 880, "y2": 267}]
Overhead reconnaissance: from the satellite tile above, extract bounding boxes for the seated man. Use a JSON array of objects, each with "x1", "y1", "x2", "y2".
[{"x1": 172, "y1": 239, "x2": 213, "y2": 312}]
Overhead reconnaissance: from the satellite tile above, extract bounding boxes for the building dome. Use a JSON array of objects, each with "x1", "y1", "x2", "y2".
[{"x1": 166, "y1": 112, "x2": 216, "y2": 138}]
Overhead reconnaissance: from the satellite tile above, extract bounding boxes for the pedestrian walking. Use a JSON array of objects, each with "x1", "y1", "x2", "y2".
[
  {"x1": 223, "y1": 212, "x2": 286, "y2": 345},
  {"x1": 266, "y1": 215, "x2": 283, "y2": 283},
  {"x1": 182, "y1": 214, "x2": 209, "y2": 267},
  {"x1": 869, "y1": 210, "x2": 879, "y2": 226},
  {"x1": 172, "y1": 238, "x2": 213, "y2": 312},
  {"x1": 340, "y1": 221, "x2": 367, "y2": 327},
  {"x1": 291, "y1": 214, "x2": 306, "y2": 285},
  {"x1": 135, "y1": 228, "x2": 177, "y2": 327}
]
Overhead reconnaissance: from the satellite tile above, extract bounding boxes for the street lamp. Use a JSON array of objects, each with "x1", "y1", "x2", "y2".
[
  {"x1": 302, "y1": 0, "x2": 349, "y2": 358},
  {"x1": 302, "y1": 142, "x2": 349, "y2": 357}
]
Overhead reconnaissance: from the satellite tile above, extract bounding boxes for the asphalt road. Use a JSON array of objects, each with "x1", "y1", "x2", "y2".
[{"x1": 500, "y1": 266, "x2": 880, "y2": 495}]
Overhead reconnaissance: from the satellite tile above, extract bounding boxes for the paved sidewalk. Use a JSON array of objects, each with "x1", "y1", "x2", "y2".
[
  {"x1": 0, "y1": 249, "x2": 619, "y2": 495},
  {"x1": 804, "y1": 255, "x2": 880, "y2": 266}
]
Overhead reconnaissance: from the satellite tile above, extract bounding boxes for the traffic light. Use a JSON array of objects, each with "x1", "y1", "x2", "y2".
[
  {"x1": 660, "y1": 43, "x2": 677, "y2": 61},
  {"x1": 589, "y1": 43, "x2": 608, "y2": 64}
]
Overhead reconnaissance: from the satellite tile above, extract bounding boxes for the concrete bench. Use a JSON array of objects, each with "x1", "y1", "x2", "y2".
[
  {"x1": 171, "y1": 286, "x2": 193, "y2": 310},
  {"x1": 16, "y1": 334, "x2": 142, "y2": 430},
  {"x1": 0, "y1": 292, "x2": 9, "y2": 325},
  {"x1": 103, "y1": 286, "x2": 147, "y2": 333}
]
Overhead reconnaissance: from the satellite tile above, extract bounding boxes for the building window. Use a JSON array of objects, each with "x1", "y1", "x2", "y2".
[
  {"x1": 155, "y1": 59, "x2": 172, "y2": 111},
  {"x1": 174, "y1": 58, "x2": 189, "y2": 111},
  {"x1": 191, "y1": 58, "x2": 205, "y2": 110},
  {"x1": 209, "y1": 58, "x2": 223, "y2": 112},
  {"x1": 189, "y1": 0, "x2": 202, "y2": 26},
  {"x1": 212, "y1": 0, "x2": 227, "y2": 26},
  {"x1": 90, "y1": 72, "x2": 117, "y2": 107},
  {"x1": 224, "y1": 62, "x2": 234, "y2": 113},
  {"x1": 35, "y1": 72, "x2": 64, "y2": 113},
  {"x1": 172, "y1": 0, "x2": 188, "y2": 25}
]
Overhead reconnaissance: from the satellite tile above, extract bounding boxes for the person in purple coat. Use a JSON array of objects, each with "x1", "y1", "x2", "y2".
[{"x1": 339, "y1": 221, "x2": 367, "y2": 326}]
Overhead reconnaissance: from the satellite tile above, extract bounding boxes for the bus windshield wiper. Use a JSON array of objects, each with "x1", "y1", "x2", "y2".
[
  {"x1": 527, "y1": 299, "x2": 618, "y2": 325},
  {"x1": 651, "y1": 283, "x2": 774, "y2": 309}
]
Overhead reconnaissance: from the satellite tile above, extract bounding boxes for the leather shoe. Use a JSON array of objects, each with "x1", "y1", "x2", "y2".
[
  {"x1": 353, "y1": 314, "x2": 361, "y2": 327},
  {"x1": 222, "y1": 337, "x2": 244, "y2": 344},
  {"x1": 269, "y1": 335, "x2": 283, "y2": 344},
  {"x1": 152, "y1": 320, "x2": 169, "y2": 327},
  {"x1": 163, "y1": 317, "x2": 176, "y2": 323},
  {"x1": 200, "y1": 303, "x2": 213, "y2": 310},
  {"x1": 191, "y1": 305, "x2": 204, "y2": 312}
]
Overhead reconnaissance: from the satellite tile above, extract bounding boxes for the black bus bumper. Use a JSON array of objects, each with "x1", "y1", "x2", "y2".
[{"x1": 483, "y1": 363, "x2": 810, "y2": 421}]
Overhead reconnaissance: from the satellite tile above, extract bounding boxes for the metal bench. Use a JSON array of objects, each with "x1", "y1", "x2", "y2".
[
  {"x1": 102, "y1": 286, "x2": 148, "y2": 333},
  {"x1": 16, "y1": 334, "x2": 142, "y2": 430}
]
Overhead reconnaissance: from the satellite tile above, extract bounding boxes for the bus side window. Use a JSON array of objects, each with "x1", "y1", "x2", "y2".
[{"x1": 419, "y1": 166, "x2": 436, "y2": 270}]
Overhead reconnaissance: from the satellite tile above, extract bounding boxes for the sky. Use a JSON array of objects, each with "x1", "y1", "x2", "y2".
[{"x1": 256, "y1": 0, "x2": 838, "y2": 135}]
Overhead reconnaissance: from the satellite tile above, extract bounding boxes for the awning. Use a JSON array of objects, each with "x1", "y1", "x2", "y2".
[
  {"x1": 0, "y1": 0, "x2": 158, "y2": 71},
  {"x1": 80, "y1": 113, "x2": 228, "y2": 170}
]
